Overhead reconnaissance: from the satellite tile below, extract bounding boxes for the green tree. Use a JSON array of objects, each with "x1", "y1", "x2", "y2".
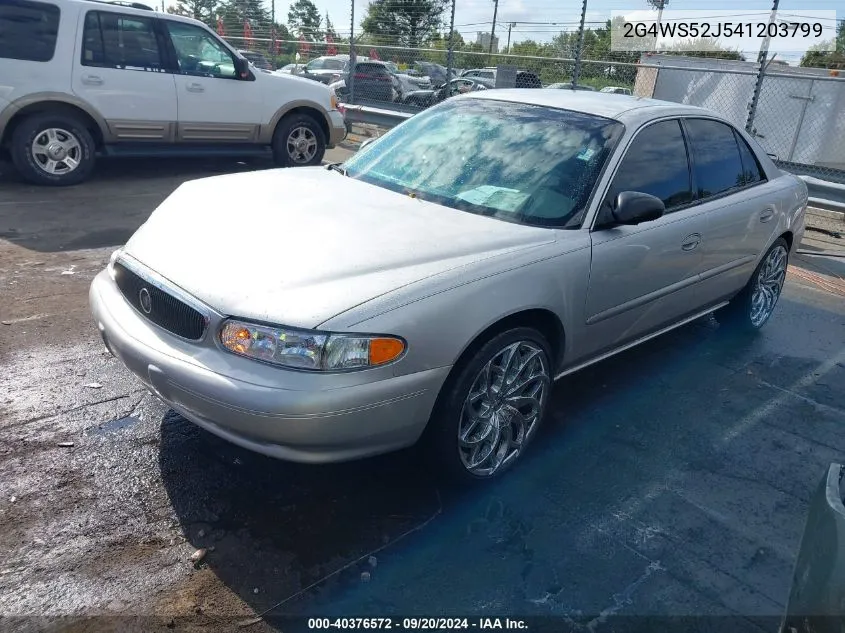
[
  {"x1": 361, "y1": 0, "x2": 448, "y2": 47},
  {"x1": 288, "y1": 0, "x2": 322, "y2": 41},
  {"x1": 325, "y1": 13, "x2": 339, "y2": 42},
  {"x1": 218, "y1": 0, "x2": 270, "y2": 47},
  {"x1": 800, "y1": 22, "x2": 845, "y2": 70},
  {"x1": 659, "y1": 37, "x2": 745, "y2": 60},
  {"x1": 167, "y1": 0, "x2": 217, "y2": 27}
]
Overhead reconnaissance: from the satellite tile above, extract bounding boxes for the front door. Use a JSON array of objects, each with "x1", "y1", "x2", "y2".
[
  {"x1": 72, "y1": 9, "x2": 177, "y2": 141},
  {"x1": 578, "y1": 119, "x2": 708, "y2": 362},
  {"x1": 163, "y1": 21, "x2": 263, "y2": 142}
]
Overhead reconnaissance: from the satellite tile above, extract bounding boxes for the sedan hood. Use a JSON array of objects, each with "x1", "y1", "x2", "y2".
[{"x1": 124, "y1": 168, "x2": 554, "y2": 328}]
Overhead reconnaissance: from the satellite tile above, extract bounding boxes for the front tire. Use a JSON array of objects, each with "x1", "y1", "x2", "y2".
[
  {"x1": 716, "y1": 238, "x2": 789, "y2": 332},
  {"x1": 10, "y1": 113, "x2": 96, "y2": 186},
  {"x1": 272, "y1": 113, "x2": 326, "y2": 167},
  {"x1": 424, "y1": 327, "x2": 553, "y2": 483}
]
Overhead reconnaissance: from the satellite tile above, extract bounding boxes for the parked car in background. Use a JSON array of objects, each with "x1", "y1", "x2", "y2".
[
  {"x1": 462, "y1": 67, "x2": 542, "y2": 88},
  {"x1": 382, "y1": 61, "x2": 432, "y2": 95},
  {"x1": 274, "y1": 63, "x2": 300, "y2": 75},
  {"x1": 296, "y1": 55, "x2": 348, "y2": 85},
  {"x1": 402, "y1": 77, "x2": 493, "y2": 108},
  {"x1": 601, "y1": 86, "x2": 633, "y2": 95},
  {"x1": 329, "y1": 61, "x2": 397, "y2": 103},
  {"x1": 548, "y1": 82, "x2": 597, "y2": 91},
  {"x1": 0, "y1": 0, "x2": 346, "y2": 185},
  {"x1": 90, "y1": 91, "x2": 806, "y2": 483},
  {"x1": 413, "y1": 61, "x2": 455, "y2": 86},
  {"x1": 237, "y1": 49, "x2": 273, "y2": 71}
]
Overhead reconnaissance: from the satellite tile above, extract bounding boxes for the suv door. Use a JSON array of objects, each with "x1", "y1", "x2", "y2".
[
  {"x1": 682, "y1": 118, "x2": 780, "y2": 306},
  {"x1": 163, "y1": 20, "x2": 263, "y2": 141},
  {"x1": 72, "y1": 9, "x2": 177, "y2": 140},
  {"x1": 581, "y1": 119, "x2": 709, "y2": 359}
]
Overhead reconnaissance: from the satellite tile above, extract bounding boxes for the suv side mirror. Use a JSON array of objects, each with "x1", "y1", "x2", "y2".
[
  {"x1": 612, "y1": 191, "x2": 665, "y2": 225},
  {"x1": 234, "y1": 56, "x2": 251, "y2": 79}
]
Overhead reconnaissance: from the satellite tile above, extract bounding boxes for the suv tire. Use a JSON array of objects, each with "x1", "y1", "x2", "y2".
[
  {"x1": 272, "y1": 113, "x2": 326, "y2": 168},
  {"x1": 11, "y1": 113, "x2": 96, "y2": 186}
]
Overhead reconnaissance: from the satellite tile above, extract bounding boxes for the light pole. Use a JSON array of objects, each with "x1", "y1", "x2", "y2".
[
  {"x1": 489, "y1": 0, "x2": 499, "y2": 55},
  {"x1": 506, "y1": 22, "x2": 516, "y2": 54}
]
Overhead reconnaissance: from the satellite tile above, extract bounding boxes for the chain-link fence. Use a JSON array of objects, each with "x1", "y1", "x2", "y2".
[{"x1": 208, "y1": 0, "x2": 844, "y2": 183}]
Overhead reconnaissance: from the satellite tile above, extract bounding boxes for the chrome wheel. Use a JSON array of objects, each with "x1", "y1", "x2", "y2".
[
  {"x1": 750, "y1": 244, "x2": 788, "y2": 327},
  {"x1": 286, "y1": 126, "x2": 318, "y2": 164},
  {"x1": 31, "y1": 128, "x2": 82, "y2": 175},
  {"x1": 458, "y1": 341, "x2": 550, "y2": 478}
]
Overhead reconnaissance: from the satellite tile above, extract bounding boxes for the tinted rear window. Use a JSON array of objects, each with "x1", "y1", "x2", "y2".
[
  {"x1": 0, "y1": 0, "x2": 60, "y2": 62},
  {"x1": 355, "y1": 63, "x2": 389, "y2": 76}
]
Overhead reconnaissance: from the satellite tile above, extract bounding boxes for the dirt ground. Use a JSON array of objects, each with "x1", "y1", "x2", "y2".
[{"x1": 1, "y1": 153, "x2": 845, "y2": 633}]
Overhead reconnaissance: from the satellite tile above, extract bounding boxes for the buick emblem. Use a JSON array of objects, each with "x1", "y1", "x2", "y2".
[{"x1": 138, "y1": 287, "x2": 152, "y2": 314}]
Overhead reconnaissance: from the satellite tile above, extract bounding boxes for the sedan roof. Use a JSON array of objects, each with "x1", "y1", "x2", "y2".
[{"x1": 462, "y1": 89, "x2": 711, "y2": 123}]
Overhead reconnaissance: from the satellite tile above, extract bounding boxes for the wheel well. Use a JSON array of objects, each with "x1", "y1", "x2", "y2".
[
  {"x1": 275, "y1": 106, "x2": 330, "y2": 144},
  {"x1": 1, "y1": 101, "x2": 104, "y2": 149},
  {"x1": 453, "y1": 309, "x2": 566, "y2": 377},
  {"x1": 780, "y1": 230, "x2": 794, "y2": 251}
]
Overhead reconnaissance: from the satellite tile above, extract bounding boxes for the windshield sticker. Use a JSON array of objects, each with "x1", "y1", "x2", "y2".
[{"x1": 576, "y1": 148, "x2": 596, "y2": 161}]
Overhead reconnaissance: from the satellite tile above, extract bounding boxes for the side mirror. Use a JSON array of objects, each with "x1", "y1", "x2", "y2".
[
  {"x1": 234, "y1": 56, "x2": 250, "y2": 79},
  {"x1": 611, "y1": 191, "x2": 665, "y2": 225}
]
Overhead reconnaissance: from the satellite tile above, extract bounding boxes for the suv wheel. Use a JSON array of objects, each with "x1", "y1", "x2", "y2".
[
  {"x1": 11, "y1": 113, "x2": 96, "y2": 186},
  {"x1": 272, "y1": 113, "x2": 326, "y2": 167}
]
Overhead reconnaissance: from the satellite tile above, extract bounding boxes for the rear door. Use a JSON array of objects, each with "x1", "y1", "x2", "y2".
[
  {"x1": 682, "y1": 118, "x2": 781, "y2": 306},
  {"x1": 579, "y1": 119, "x2": 709, "y2": 360},
  {"x1": 72, "y1": 9, "x2": 177, "y2": 141}
]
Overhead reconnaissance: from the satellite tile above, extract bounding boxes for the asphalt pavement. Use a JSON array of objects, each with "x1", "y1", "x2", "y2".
[{"x1": 1, "y1": 152, "x2": 844, "y2": 633}]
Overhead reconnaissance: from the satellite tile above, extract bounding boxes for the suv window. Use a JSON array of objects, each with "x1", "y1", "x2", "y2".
[
  {"x1": 733, "y1": 129, "x2": 767, "y2": 185},
  {"x1": 602, "y1": 119, "x2": 692, "y2": 217},
  {"x1": 82, "y1": 11, "x2": 163, "y2": 70},
  {"x1": 684, "y1": 118, "x2": 746, "y2": 198},
  {"x1": 166, "y1": 21, "x2": 237, "y2": 78},
  {"x1": 0, "y1": 0, "x2": 60, "y2": 62}
]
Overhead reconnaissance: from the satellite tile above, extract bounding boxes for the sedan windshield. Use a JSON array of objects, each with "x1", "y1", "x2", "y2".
[{"x1": 343, "y1": 98, "x2": 622, "y2": 228}]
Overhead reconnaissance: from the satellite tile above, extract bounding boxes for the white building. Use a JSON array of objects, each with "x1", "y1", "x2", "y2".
[{"x1": 476, "y1": 32, "x2": 499, "y2": 53}]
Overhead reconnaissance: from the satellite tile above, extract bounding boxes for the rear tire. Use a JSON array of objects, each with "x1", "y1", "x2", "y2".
[
  {"x1": 10, "y1": 113, "x2": 96, "y2": 186},
  {"x1": 272, "y1": 113, "x2": 326, "y2": 167},
  {"x1": 716, "y1": 238, "x2": 789, "y2": 333},
  {"x1": 422, "y1": 327, "x2": 553, "y2": 484}
]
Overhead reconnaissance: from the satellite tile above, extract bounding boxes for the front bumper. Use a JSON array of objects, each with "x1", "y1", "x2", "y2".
[
  {"x1": 327, "y1": 110, "x2": 347, "y2": 148},
  {"x1": 89, "y1": 270, "x2": 448, "y2": 463}
]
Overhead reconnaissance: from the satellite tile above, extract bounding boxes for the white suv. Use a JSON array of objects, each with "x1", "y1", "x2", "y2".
[{"x1": 0, "y1": 0, "x2": 347, "y2": 185}]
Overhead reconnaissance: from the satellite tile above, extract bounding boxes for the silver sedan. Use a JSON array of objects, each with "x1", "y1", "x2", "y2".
[{"x1": 89, "y1": 91, "x2": 807, "y2": 482}]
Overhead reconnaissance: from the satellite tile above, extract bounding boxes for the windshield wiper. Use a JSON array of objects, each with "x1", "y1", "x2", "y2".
[{"x1": 326, "y1": 162, "x2": 347, "y2": 175}]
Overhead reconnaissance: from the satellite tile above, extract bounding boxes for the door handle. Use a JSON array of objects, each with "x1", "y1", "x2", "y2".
[
  {"x1": 186, "y1": 82, "x2": 205, "y2": 93},
  {"x1": 760, "y1": 207, "x2": 775, "y2": 223},
  {"x1": 81, "y1": 74, "x2": 104, "y2": 85},
  {"x1": 681, "y1": 233, "x2": 702, "y2": 251}
]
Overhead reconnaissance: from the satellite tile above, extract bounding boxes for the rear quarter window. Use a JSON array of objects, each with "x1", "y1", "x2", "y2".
[{"x1": 0, "y1": 0, "x2": 60, "y2": 62}]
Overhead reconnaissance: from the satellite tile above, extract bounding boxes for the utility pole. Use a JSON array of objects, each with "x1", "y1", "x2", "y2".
[
  {"x1": 646, "y1": 0, "x2": 667, "y2": 51},
  {"x1": 746, "y1": 0, "x2": 780, "y2": 132},
  {"x1": 349, "y1": 0, "x2": 356, "y2": 102},
  {"x1": 571, "y1": 0, "x2": 587, "y2": 88},
  {"x1": 488, "y1": 0, "x2": 499, "y2": 55},
  {"x1": 271, "y1": 0, "x2": 275, "y2": 57},
  {"x1": 506, "y1": 22, "x2": 515, "y2": 54},
  {"x1": 446, "y1": 0, "x2": 456, "y2": 81}
]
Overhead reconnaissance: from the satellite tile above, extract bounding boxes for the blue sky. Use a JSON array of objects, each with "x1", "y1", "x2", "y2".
[{"x1": 164, "y1": 0, "x2": 840, "y2": 63}]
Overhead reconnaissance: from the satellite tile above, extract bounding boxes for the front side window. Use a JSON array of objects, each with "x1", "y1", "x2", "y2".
[
  {"x1": 602, "y1": 119, "x2": 692, "y2": 218},
  {"x1": 343, "y1": 99, "x2": 623, "y2": 228},
  {"x1": 166, "y1": 21, "x2": 236, "y2": 78},
  {"x1": 0, "y1": 0, "x2": 59, "y2": 62},
  {"x1": 82, "y1": 11, "x2": 163, "y2": 71},
  {"x1": 684, "y1": 118, "x2": 746, "y2": 198}
]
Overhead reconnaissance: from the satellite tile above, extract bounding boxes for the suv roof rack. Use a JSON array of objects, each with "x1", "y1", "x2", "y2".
[{"x1": 87, "y1": 0, "x2": 155, "y2": 11}]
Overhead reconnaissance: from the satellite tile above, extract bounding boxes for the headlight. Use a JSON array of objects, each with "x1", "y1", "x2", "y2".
[
  {"x1": 219, "y1": 319, "x2": 405, "y2": 371},
  {"x1": 107, "y1": 248, "x2": 123, "y2": 280}
]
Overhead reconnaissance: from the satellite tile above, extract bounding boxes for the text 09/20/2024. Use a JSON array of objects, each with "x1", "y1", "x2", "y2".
[{"x1": 307, "y1": 618, "x2": 529, "y2": 630}]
